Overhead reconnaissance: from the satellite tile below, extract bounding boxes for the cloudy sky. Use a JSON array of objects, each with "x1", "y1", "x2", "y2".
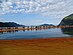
[{"x1": 0, "y1": 0, "x2": 73, "y2": 25}]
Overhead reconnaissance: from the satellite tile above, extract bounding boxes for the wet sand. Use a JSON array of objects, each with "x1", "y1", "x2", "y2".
[{"x1": 0, "y1": 38, "x2": 73, "y2": 55}]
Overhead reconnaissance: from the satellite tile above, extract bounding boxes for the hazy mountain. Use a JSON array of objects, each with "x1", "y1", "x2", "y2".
[{"x1": 39, "y1": 24, "x2": 54, "y2": 26}]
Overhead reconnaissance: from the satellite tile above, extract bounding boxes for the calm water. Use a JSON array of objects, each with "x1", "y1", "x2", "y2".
[{"x1": 0, "y1": 28, "x2": 73, "y2": 40}]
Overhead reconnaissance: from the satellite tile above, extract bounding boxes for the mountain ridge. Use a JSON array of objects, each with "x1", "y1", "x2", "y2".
[{"x1": 0, "y1": 22, "x2": 25, "y2": 27}]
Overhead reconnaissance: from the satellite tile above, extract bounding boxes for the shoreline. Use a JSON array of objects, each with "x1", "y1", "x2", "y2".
[
  {"x1": 0, "y1": 38, "x2": 73, "y2": 55},
  {"x1": 0, "y1": 37, "x2": 73, "y2": 42}
]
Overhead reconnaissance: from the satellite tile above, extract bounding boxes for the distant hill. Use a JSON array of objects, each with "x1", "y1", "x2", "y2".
[
  {"x1": 39, "y1": 24, "x2": 54, "y2": 26},
  {"x1": 59, "y1": 14, "x2": 73, "y2": 26},
  {"x1": 0, "y1": 22, "x2": 25, "y2": 27}
]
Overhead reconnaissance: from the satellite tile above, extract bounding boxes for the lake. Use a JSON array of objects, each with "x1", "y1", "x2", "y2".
[{"x1": 0, "y1": 28, "x2": 73, "y2": 40}]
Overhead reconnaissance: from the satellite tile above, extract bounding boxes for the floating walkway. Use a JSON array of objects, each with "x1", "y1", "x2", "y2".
[{"x1": 0, "y1": 26, "x2": 73, "y2": 32}]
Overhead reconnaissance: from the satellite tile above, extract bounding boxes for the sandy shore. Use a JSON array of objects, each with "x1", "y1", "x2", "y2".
[{"x1": 0, "y1": 38, "x2": 73, "y2": 55}]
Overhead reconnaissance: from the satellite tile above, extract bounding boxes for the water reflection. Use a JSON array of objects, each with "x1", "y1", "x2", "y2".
[
  {"x1": 23, "y1": 30, "x2": 25, "y2": 32},
  {"x1": 0, "y1": 32, "x2": 3, "y2": 34},
  {"x1": 0, "y1": 30, "x2": 19, "y2": 34},
  {"x1": 61, "y1": 27, "x2": 73, "y2": 36},
  {"x1": 0, "y1": 28, "x2": 51, "y2": 34},
  {"x1": 0, "y1": 28, "x2": 73, "y2": 36}
]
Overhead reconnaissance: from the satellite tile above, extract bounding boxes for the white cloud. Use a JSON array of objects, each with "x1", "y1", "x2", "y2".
[{"x1": 0, "y1": 0, "x2": 73, "y2": 18}]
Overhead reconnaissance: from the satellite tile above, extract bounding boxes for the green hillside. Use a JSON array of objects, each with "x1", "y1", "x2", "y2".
[{"x1": 59, "y1": 14, "x2": 73, "y2": 26}]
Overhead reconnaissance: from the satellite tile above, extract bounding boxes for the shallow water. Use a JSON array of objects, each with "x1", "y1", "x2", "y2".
[{"x1": 0, "y1": 28, "x2": 73, "y2": 40}]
